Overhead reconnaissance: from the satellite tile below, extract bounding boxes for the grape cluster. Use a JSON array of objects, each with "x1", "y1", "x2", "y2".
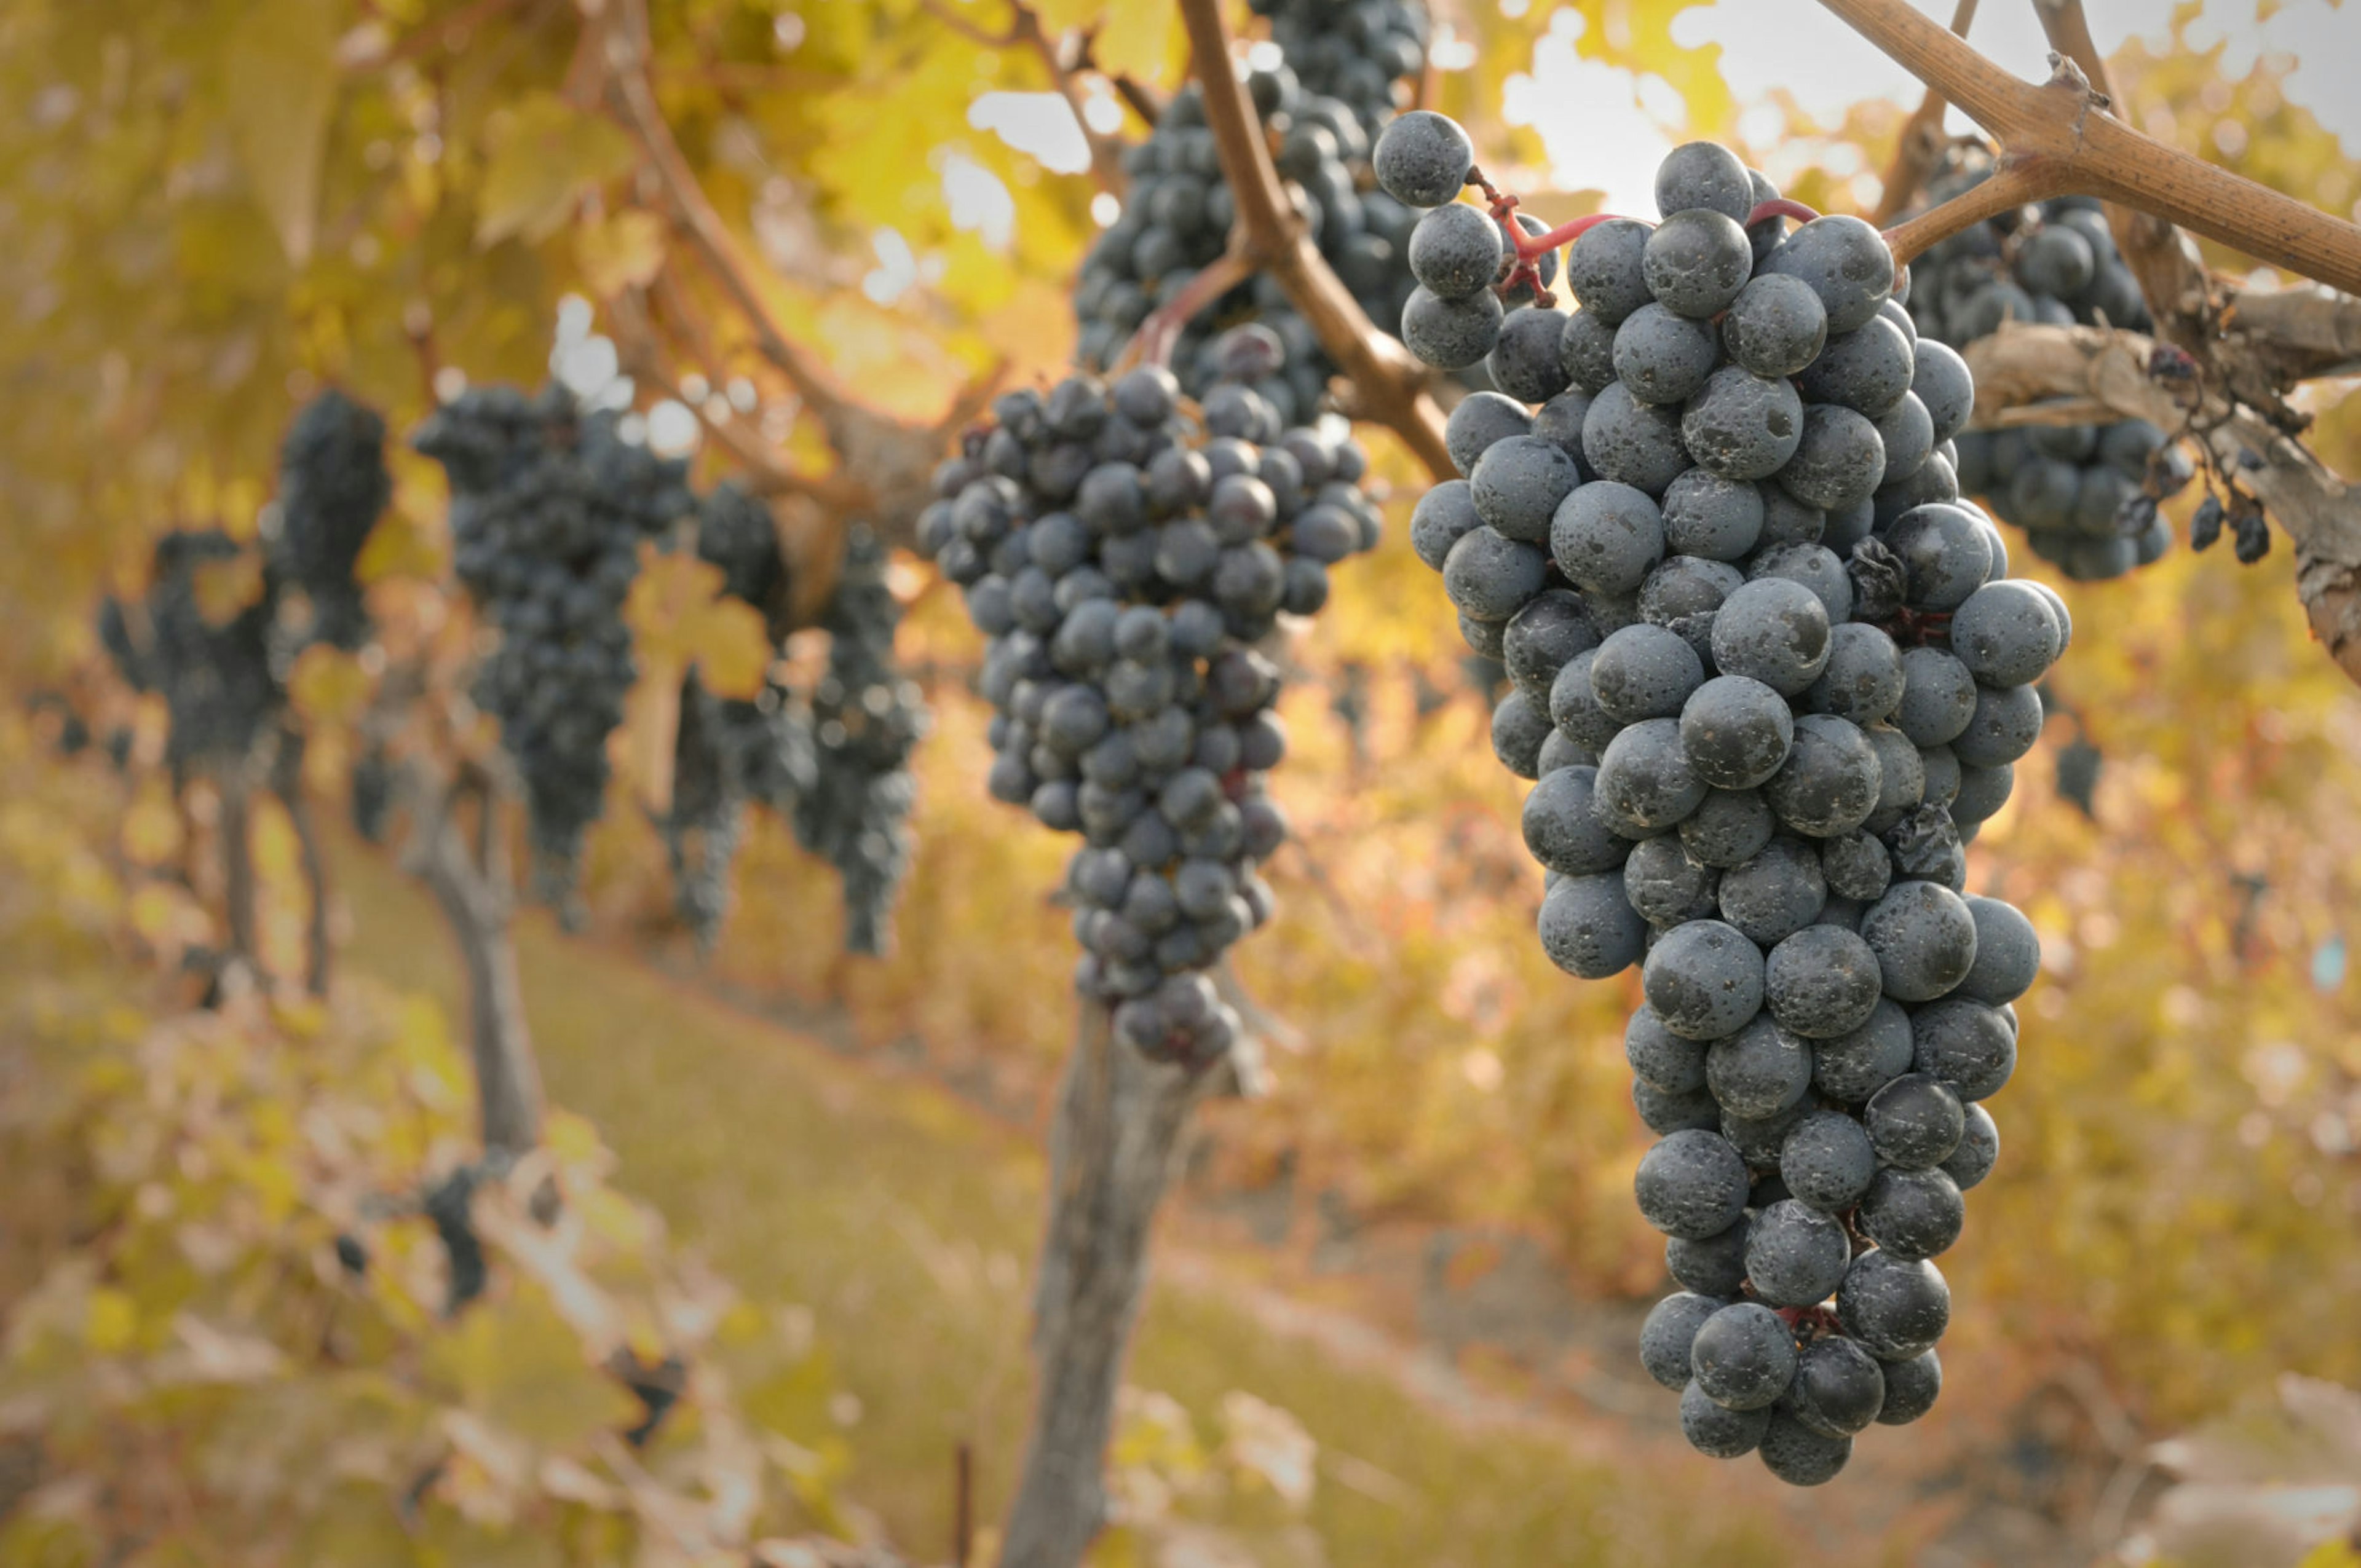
[
  {"x1": 1380, "y1": 117, "x2": 2058, "y2": 1483},
  {"x1": 657, "y1": 481, "x2": 793, "y2": 951},
  {"x1": 1072, "y1": 4, "x2": 1426, "y2": 415},
  {"x1": 1904, "y1": 168, "x2": 2193, "y2": 579},
  {"x1": 413, "y1": 384, "x2": 692, "y2": 901},
  {"x1": 268, "y1": 388, "x2": 392, "y2": 650},
  {"x1": 922, "y1": 327, "x2": 1380, "y2": 1066},
  {"x1": 789, "y1": 524, "x2": 927, "y2": 956},
  {"x1": 110, "y1": 529, "x2": 284, "y2": 781}
]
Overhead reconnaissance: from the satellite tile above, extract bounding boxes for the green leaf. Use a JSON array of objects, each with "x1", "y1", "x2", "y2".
[
  {"x1": 477, "y1": 93, "x2": 636, "y2": 247},
  {"x1": 224, "y1": 0, "x2": 341, "y2": 262}
]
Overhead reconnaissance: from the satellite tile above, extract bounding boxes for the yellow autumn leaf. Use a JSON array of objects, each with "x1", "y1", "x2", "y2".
[
  {"x1": 422, "y1": 1289, "x2": 643, "y2": 1451},
  {"x1": 476, "y1": 92, "x2": 638, "y2": 247},
  {"x1": 287, "y1": 644, "x2": 373, "y2": 726},
  {"x1": 192, "y1": 550, "x2": 267, "y2": 626},
  {"x1": 122, "y1": 786, "x2": 184, "y2": 865},
  {"x1": 573, "y1": 210, "x2": 669, "y2": 298},
  {"x1": 85, "y1": 1286, "x2": 137, "y2": 1353},
  {"x1": 223, "y1": 0, "x2": 339, "y2": 261}
]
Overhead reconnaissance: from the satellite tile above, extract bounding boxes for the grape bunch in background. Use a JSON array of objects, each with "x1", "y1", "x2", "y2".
[
  {"x1": 1072, "y1": 0, "x2": 1429, "y2": 415},
  {"x1": 414, "y1": 384, "x2": 693, "y2": 905},
  {"x1": 789, "y1": 523, "x2": 928, "y2": 957},
  {"x1": 1907, "y1": 161, "x2": 2197, "y2": 580},
  {"x1": 100, "y1": 529, "x2": 284, "y2": 782},
  {"x1": 267, "y1": 388, "x2": 393, "y2": 652},
  {"x1": 922, "y1": 326, "x2": 1382, "y2": 1067},
  {"x1": 1378, "y1": 111, "x2": 2057, "y2": 1483}
]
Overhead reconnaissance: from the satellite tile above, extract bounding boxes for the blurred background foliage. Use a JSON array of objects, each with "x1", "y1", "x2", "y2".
[{"x1": 2, "y1": 0, "x2": 2359, "y2": 1564}]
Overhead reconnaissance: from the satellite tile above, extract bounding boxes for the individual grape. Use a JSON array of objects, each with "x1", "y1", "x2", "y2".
[
  {"x1": 1408, "y1": 200, "x2": 1505, "y2": 298},
  {"x1": 1471, "y1": 435, "x2": 1583, "y2": 543},
  {"x1": 1803, "y1": 623, "x2": 1904, "y2": 724},
  {"x1": 1797, "y1": 314, "x2": 1915, "y2": 416},
  {"x1": 1491, "y1": 687, "x2": 1553, "y2": 779},
  {"x1": 1679, "y1": 674, "x2": 1794, "y2": 790},
  {"x1": 1765, "y1": 924, "x2": 1882, "y2": 1038},
  {"x1": 1776, "y1": 403, "x2": 1886, "y2": 511},
  {"x1": 1551, "y1": 479, "x2": 1667, "y2": 596},
  {"x1": 1596, "y1": 717, "x2": 1707, "y2": 833},
  {"x1": 1682, "y1": 1381, "x2": 1772, "y2": 1457},
  {"x1": 1661, "y1": 468, "x2": 1765, "y2": 561},
  {"x1": 1537, "y1": 871, "x2": 1650, "y2": 978},
  {"x1": 1818, "y1": 830, "x2": 1892, "y2": 902},
  {"x1": 1593, "y1": 623, "x2": 1707, "y2": 725},
  {"x1": 1720, "y1": 274, "x2": 1828, "y2": 379},
  {"x1": 1870, "y1": 393, "x2": 1936, "y2": 489},
  {"x1": 1550, "y1": 648, "x2": 1625, "y2": 754},
  {"x1": 1723, "y1": 1097, "x2": 1816, "y2": 1170},
  {"x1": 1643, "y1": 208, "x2": 1753, "y2": 318},
  {"x1": 1558, "y1": 308, "x2": 1621, "y2": 393},
  {"x1": 1636, "y1": 1078, "x2": 1726, "y2": 1135},
  {"x1": 1503, "y1": 589, "x2": 1601, "y2": 703},
  {"x1": 1787, "y1": 1336, "x2": 1886, "y2": 1440},
  {"x1": 1627, "y1": 1003, "x2": 1712, "y2": 1093},
  {"x1": 1747, "y1": 541, "x2": 1853, "y2": 626},
  {"x1": 1759, "y1": 214, "x2": 1894, "y2": 333},
  {"x1": 1565, "y1": 218, "x2": 1656, "y2": 326},
  {"x1": 1624, "y1": 832, "x2": 1723, "y2": 928},
  {"x1": 1487, "y1": 305, "x2": 1575, "y2": 402},
  {"x1": 1955, "y1": 894, "x2": 2040, "y2": 1005},
  {"x1": 1583, "y1": 382, "x2": 1693, "y2": 495},
  {"x1": 1875, "y1": 1349, "x2": 1943, "y2": 1425},
  {"x1": 1710, "y1": 577, "x2": 1830, "y2": 697},
  {"x1": 1634, "y1": 1127, "x2": 1752, "y2": 1239},
  {"x1": 1706, "y1": 1015, "x2": 1814, "y2": 1119},
  {"x1": 1813, "y1": 997, "x2": 1915, "y2": 1103},
  {"x1": 1679, "y1": 787, "x2": 1776, "y2": 869},
  {"x1": 1717, "y1": 835, "x2": 1827, "y2": 948},
  {"x1": 1642, "y1": 919, "x2": 1767, "y2": 1040},
  {"x1": 1909, "y1": 996, "x2": 2018, "y2": 1101},
  {"x1": 1374, "y1": 109, "x2": 1474, "y2": 207},
  {"x1": 1655, "y1": 140, "x2": 1754, "y2": 223},
  {"x1": 1882, "y1": 503, "x2": 1992, "y2": 610},
  {"x1": 1950, "y1": 682, "x2": 2045, "y2": 768},
  {"x1": 1779, "y1": 1107, "x2": 1878, "y2": 1211},
  {"x1": 1910, "y1": 339, "x2": 1974, "y2": 444},
  {"x1": 1640, "y1": 1290, "x2": 1730, "y2": 1390},
  {"x1": 1669, "y1": 1220, "x2": 1752, "y2": 1297},
  {"x1": 1836, "y1": 1251, "x2": 1950, "y2": 1360},
  {"x1": 1747, "y1": 1199, "x2": 1851, "y2": 1313},
  {"x1": 1940, "y1": 1104, "x2": 1999, "y2": 1191},
  {"x1": 1764, "y1": 713, "x2": 1882, "y2": 838},
  {"x1": 1860, "y1": 880, "x2": 1977, "y2": 1001},
  {"x1": 1639, "y1": 555, "x2": 1746, "y2": 661},
  {"x1": 1857, "y1": 1167, "x2": 1966, "y2": 1260},
  {"x1": 1614, "y1": 302, "x2": 1722, "y2": 405},
  {"x1": 1892, "y1": 647, "x2": 1978, "y2": 747},
  {"x1": 1530, "y1": 388, "x2": 1596, "y2": 459},
  {"x1": 1522, "y1": 765, "x2": 1631, "y2": 875},
  {"x1": 1857, "y1": 724, "x2": 1926, "y2": 837},
  {"x1": 1758, "y1": 1408, "x2": 1854, "y2": 1486},
  {"x1": 1442, "y1": 526, "x2": 1549, "y2": 622},
  {"x1": 1690, "y1": 1302, "x2": 1798, "y2": 1411},
  {"x1": 1682, "y1": 366, "x2": 1805, "y2": 482},
  {"x1": 1403, "y1": 284, "x2": 1506, "y2": 369},
  {"x1": 1446, "y1": 391, "x2": 1535, "y2": 478},
  {"x1": 1864, "y1": 1072, "x2": 1966, "y2": 1168}
]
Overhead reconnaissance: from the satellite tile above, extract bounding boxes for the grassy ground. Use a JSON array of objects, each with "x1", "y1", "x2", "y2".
[{"x1": 335, "y1": 837, "x2": 1883, "y2": 1566}]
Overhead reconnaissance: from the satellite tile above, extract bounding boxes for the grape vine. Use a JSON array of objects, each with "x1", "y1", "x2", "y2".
[{"x1": 1380, "y1": 111, "x2": 2060, "y2": 1484}]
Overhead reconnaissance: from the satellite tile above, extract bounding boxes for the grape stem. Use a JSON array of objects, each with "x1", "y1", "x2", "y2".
[
  {"x1": 1120, "y1": 243, "x2": 1257, "y2": 371},
  {"x1": 1814, "y1": 0, "x2": 2361, "y2": 294},
  {"x1": 601, "y1": 0, "x2": 1010, "y2": 552},
  {"x1": 1465, "y1": 165, "x2": 1643, "y2": 308},
  {"x1": 1749, "y1": 197, "x2": 1822, "y2": 229},
  {"x1": 1171, "y1": 0, "x2": 1455, "y2": 479},
  {"x1": 1867, "y1": 0, "x2": 1980, "y2": 226}
]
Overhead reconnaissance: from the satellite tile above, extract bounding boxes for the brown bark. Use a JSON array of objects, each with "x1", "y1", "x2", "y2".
[
  {"x1": 216, "y1": 774, "x2": 258, "y2": 966},
  {"x1": 1868, "y1": 0, "x2": 1980, "y2": 226},
  {"x1": 1173, "y1": 0, "x2": 1455, "y2": 481},
  {"x1": 1817, "y1": 0, "x2": 2361, "y2": 293},
  {"x1": 995, "y1": 1002, "x2": 1223, "y2": 1568},
  {"x1": 411, "y1": 774, "x2": 545, "y2": 1159}
]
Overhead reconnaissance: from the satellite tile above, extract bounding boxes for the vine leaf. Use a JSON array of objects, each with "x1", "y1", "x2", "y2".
[
  {"x1": 225, "y1": 0, "x2": 339, "y2": 263},
  {"x1": 478, "y1": 93, "x2": 638, "y2": 247}
]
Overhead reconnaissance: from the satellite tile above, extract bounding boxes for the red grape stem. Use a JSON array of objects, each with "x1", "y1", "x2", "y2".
[{"x1": 1749, "y1": 197, "x2": 1822, "y2": 227}]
